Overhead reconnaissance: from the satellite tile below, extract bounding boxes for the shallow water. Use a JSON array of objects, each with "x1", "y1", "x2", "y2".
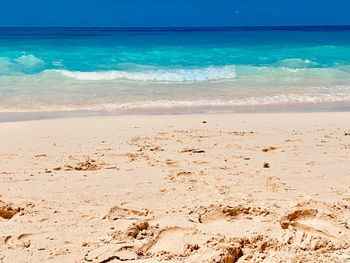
[{"x1": 0, "y1": 26, "x2": 350, "y2": 114}]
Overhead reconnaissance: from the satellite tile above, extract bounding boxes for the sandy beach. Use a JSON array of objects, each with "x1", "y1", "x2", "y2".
[{"x1": 0, "y1": 112, "x2": 350, "y2": 262}]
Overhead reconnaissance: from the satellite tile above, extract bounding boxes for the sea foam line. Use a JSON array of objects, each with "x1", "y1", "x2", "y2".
[
  {"x1": 47, "y1": 65, "x2": 237, "y2": 82},
  {"x1": 0, "y1": 93, "x2": 349, "y2": 113}
]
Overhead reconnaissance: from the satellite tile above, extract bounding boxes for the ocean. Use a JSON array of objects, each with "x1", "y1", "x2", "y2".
[{"x1": 1, "y1": 26, "x2": 350, "y2": 116}]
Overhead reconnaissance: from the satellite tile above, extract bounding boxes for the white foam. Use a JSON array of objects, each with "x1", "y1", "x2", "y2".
[
  {"x1": 277, "y1": 58, "x2": 317, "y2": 69},
  {"x1": 97, "y1": 94, "x2": 349, "y2": 110},
  {"x1": 14, "y1": 54, "x2": 44, "y2": 67},
  {"x1": 1, "y1": 93, "x2": 349, "y2": 113},
  {"x1": 49, "y1": 65, "x2": 237, "y2": 82}
]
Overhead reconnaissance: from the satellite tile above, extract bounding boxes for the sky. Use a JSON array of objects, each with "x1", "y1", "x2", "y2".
[{"x1": 0, "y1": 0, "x2": 349, "y2": 27}]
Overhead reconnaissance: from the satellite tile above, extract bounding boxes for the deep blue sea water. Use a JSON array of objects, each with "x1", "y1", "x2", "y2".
[{"x1": 1, "y1": 26, "x2": 350, "y2": 114}]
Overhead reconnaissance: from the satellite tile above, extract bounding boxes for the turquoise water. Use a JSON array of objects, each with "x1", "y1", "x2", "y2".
[{"x1": 1, "y1": 27, "x2": 350, "y2": 114}]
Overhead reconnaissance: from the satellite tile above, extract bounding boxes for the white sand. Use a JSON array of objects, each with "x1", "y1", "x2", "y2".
[{"x1": 0, "y1": 112, "x2": 350, "y2": 262}]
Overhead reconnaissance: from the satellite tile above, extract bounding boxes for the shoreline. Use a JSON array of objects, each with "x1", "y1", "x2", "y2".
[
  {"x1": 1, "y1": 112, "x2": 350, "y2": 262},
  {"x1": 1, "y1": 102, "x2": 350, "y2": 123}
]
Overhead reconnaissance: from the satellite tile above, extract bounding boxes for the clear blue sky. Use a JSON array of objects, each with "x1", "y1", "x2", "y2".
[{"x1": 0, "y1": 0, "x2": 349, "y2": 27}]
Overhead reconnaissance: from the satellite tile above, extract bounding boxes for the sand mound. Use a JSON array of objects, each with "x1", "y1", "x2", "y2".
[
  {"x1": 63, "y1": 158, "x2": 102, "y2": 171},
  {"x1": 0, "y1": 201, "x2": 21, "y2": 220}
]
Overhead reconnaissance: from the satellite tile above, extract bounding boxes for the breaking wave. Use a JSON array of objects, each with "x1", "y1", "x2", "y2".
[{"x1": 47, "y1": 65, "x2": 237, "y2": 82}]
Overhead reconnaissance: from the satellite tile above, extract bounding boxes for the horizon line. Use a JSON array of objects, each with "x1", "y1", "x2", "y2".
[{"x1": 0, "y1": 24, "x2": 350, "y2": 28}]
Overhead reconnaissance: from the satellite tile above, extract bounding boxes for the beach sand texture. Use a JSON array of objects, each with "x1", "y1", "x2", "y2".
[{"x1": 1, "y1": 112, "x2": 350, "y2": 262}]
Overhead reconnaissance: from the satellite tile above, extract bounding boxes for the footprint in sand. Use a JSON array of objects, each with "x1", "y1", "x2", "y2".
[
  {"x1": 142, "y1": 227, "x2": 201, "y2": 256},
  {"x1": 103, "y1": 206, "x2": 150, "y2": 221},
  {"x1": 188, "y1": 204, "x2": 270, "y2": 224},
  {"x1": 187, "y1": 204, "x2": 272, "y2": 239},
  {"x1": 4, "y1": 234, "x2": 31, "y2": 249},
  {"x1": 280, "y1": 201, "x2": 350, "y2": 242},
  {"x1": 84, "y1": 241, "x2": 137, "y2": 262},
  {"x1": 86, "y1": 221, "x2": 159, "y2": 262}
]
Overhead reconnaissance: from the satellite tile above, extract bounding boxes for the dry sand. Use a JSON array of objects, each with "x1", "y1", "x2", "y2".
[{"x1": 0, "y1": 112, "x2": 350, "y2": 262}]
